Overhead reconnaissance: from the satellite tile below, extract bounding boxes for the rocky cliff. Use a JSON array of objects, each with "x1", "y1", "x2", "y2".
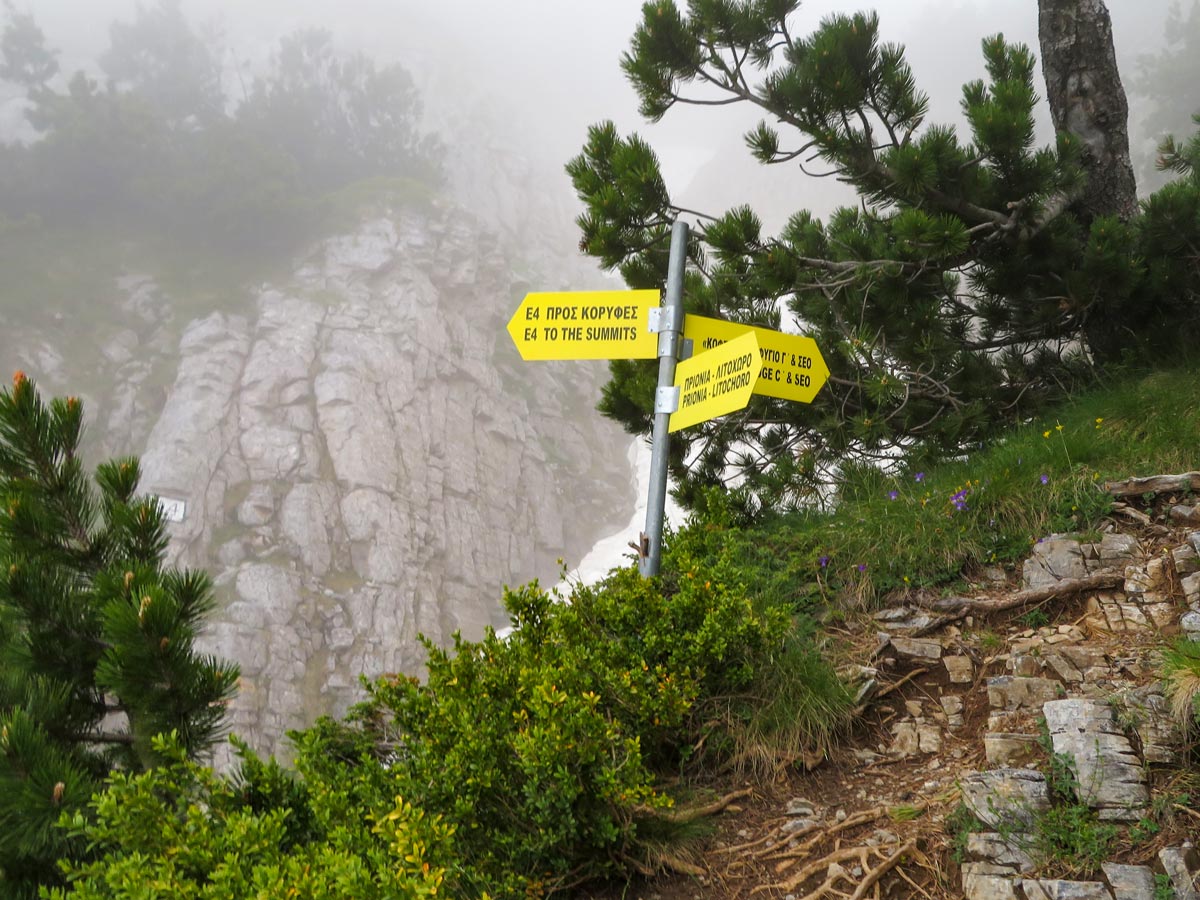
[{"x1": 5, "y1": 203, "x2": 636, "y2": 762}]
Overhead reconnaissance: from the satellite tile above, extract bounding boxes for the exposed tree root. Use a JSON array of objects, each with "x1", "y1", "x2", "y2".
[
  {"x1": 657, "y1": 787, "x2": 754, "y2": 824},
  {"x1": 622, "y1": 849, "x2": 706, "y2": 879},
  {"x1": 1106, "y1": 472, "x2": 1200, "y2": 497},
  {"x1": 925, "y1": 572, "x2": 1123, "y2": 616},
  {"x1": 760, "y1": 803, "x2": 926, "y2": 866},
  {"x1": 892, "y1": 860, "x2": 936, "y2": 900},
  {"x1": 848, "y1": 839, "x2": 917, "y2": 900},
  {"x1": 748, "y1": 846, "x2": 871, "y2": 896},
  {"x1": 715, "y1": 818, "x2": 796, "y2": 855},
  {"x1": 659, "y1": 854, "x2": 707, "y2": 877}
]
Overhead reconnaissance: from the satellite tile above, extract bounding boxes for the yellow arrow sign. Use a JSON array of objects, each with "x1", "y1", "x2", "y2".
[
  {"x1": 682, "y1": 314, "x2": 829, "y2": 403},
  {"x1": 669, "y1": 331, "x2": 760, "y2": 433},
  {"x1": 507, "y1": 290, "x2": 660, "y2": 360}
]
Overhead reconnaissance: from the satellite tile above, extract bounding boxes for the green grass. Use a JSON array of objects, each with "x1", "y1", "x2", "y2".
[
  {"x1": 1162, "y1": 639, "x2": 1200, "y2": 725},
  {"x1": 720, "y1": 365, "x2": 1200, "y2": 607}
]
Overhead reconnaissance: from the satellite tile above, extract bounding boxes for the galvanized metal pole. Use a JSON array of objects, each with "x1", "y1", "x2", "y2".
[{"x1": 640, "y1": 220, "x2": 688, "y2": 578}]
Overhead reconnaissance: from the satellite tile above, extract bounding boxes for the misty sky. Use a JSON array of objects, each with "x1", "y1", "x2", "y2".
[{"x1": 21, "y1": 1, "x2": 1178, "y2": 226}]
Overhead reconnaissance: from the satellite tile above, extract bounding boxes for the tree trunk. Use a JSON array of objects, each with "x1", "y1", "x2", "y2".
[{"x1": 1038, "y1": 0, "x2": 1138, "y2": 223}]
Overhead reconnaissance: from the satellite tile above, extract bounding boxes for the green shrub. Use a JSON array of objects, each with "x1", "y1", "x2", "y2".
[
  {"x1": 47, "y1": 496, "x2": 855, "y2": 898},
  {"x1": 311, "y1": 510, "x2": 851, "y2": 896},
  {"x1": 45, "y1": 734, "x2": 454, "y2": 900}
]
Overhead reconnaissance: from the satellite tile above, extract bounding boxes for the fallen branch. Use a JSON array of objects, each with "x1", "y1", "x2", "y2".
[
  {"x1": 1174, "y1": 803, "x2": 1200, "y2": 822},
  {"x1": 927, "y1": 572, "x2": 1123, "y2": 614},
  {"x1": 1110, "y1": 504, "x2": 1152, "y2": 526},
  {"x1": 849, "y1": 839, "x2": 917, "y2": 900},
  {"x1": 852, "y1": 667, "x2": 928, "y2": 716},
  {"x1": 1106, "y1": 472, "x2": 1200, "y2": 497},
  {"x1": 871, "y1": 667, "x2": 928, "y2": 702}
]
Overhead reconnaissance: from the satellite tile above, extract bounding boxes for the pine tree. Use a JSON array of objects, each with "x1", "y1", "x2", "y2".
[
  {"x1": 568, "y1": 1, "x2": 1200, "y2": 514},
  {"x1": 0, "y1": 372, "x2": 239, "y2": 897}
]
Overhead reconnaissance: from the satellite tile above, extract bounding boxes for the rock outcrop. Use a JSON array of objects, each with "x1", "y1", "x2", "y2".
[{"x1": 7, "y1": 207, "x2": 637, "y2": 762}]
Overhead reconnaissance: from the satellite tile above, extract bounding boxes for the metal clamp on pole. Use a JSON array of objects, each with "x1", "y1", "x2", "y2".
[
  {"x1": 640, "y1": 219, "x2": 689, "y2": 578},
  {"x1": 654, "y1": 386, "x2": 680, "y2": 414}
]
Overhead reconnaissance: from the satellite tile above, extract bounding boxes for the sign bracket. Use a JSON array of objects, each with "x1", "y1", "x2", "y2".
[{"x1": 654, "y1": 386, "x2": 680, "y2": 415}]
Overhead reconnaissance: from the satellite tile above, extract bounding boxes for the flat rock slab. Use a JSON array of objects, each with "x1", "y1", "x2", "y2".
[
  {"x1": 1183, "y1": 608, "x2": 1200, "y2": 634},
  {"x1": 1022, "y1": 879, "x2": 1115, "y2": 900},
  {"x1": 1101, "y1": 863, "x2": 1155, "y2": 900},
  {"x1": 1183, "y1": 573, "x2": 1200, "y2": 604},
  {"x1": 988, "y1": 675, "x2": 1065, "y2": 710},
  {"x1": 1043, "y1": 699, "x2": 1149, "y2": 820},
  {"x1": 984, "y1": 732, "x2": 1041, "y2": 767},
  {"x1": 1159, "y1": 847, "x2": 1200, "y2": 896},
  {"x1": 966, "y1": 833, "x2": 1036, "y2": 873},
  {"x1": 962, "y1": 863, "x2": 1021, "y2": 900},
  {"x1": 1023, "y1": 538, "x2": 1092, "y2": 590},
  {"x1": 1042, "y1": 645, "x2": 1110, "y2": 683},
  {"x1": 960, "y1": 768, "x2": 1049, "y2": 829},
  {"x1": 872, "y1": 606, "x2": 942, "y2": 633},
  {"x1": 945, "y1": 654, "x2": 975, "y2": 683},
  {"x1": 890, "y1": 635, "x2": 943, "y2": 660},
  {"x1": 1118, "y1": 687, "x2": 1180, "y2": 765}
]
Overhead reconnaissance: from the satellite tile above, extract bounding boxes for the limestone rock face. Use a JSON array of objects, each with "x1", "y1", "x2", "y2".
[
  {"x1": 12, "y1": 208, "x2": 635, "y2": 763},
  {"x1": 136, "y1": 210, "x2": 634, "y2": 760}
]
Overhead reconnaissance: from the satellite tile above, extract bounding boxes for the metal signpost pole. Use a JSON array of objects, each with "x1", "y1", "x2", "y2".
[{"x1": 640, "y1": 219, "x2": 688, "y2": 578}]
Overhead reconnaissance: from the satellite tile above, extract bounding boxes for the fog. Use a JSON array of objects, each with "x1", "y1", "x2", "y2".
[{"x1": 20, "y1": 0, "x2": 1181, "y2": 229}]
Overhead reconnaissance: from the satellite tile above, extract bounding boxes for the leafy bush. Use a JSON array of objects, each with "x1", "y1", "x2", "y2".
[
  {"x1": 307, "y1": 509, "x2": 850, "y2": 895},
  {"x1": 48, "y1": 510, "x2": 853, "y2": 898},
  {"x1": 353, "y1": 559, "x2": 795, "y2": 893},
  {"x1": 46, "y1": 734, "x2": 454, "y2": 900}
]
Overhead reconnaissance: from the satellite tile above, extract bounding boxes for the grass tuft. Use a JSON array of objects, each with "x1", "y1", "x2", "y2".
[{"x1": 1161, "y1": 639, "x2": 1200, "y2": 727}]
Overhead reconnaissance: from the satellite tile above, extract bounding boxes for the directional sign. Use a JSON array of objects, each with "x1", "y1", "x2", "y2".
[
  {"x1": 669, "y1": 331, "x2": 760, "y2": 433},
  {"x1": 507, "y1": 290, "x2": 660, "y2": 360},
  {"x1": 682, "y1": 314, "x2": 829, "y2": 403}
]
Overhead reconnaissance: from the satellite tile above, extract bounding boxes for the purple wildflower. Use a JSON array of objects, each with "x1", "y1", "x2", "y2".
[
  {"x1": 857, "y1": 563, "x2": 867, "y2": 572},
  {"x1": 888, "y1": 490, "x2": 899, "y2": 500},
  {"x1": 818, "y1": 555, "x2": 830, "y2": 568},
  {"x1": 914, "y1": 472, "x2": 925, "y2": 482},
  {"x1": 1040, "y1": 473, "x2": 1049, "y2": 485}
]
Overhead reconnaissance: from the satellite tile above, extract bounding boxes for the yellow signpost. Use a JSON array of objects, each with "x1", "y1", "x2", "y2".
[
  {"x1": 682, "y1": 314, "x2": 829, "y2": 403},
  {"x1": 669, "y1": 331, "x2": 761, "y2": 433},
  {"x1": 507, "y1": 290, "x2": 660, "y2": 360},
  {"x1": 504, "y1": 258, "x2": 830, "y2": 577}
]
